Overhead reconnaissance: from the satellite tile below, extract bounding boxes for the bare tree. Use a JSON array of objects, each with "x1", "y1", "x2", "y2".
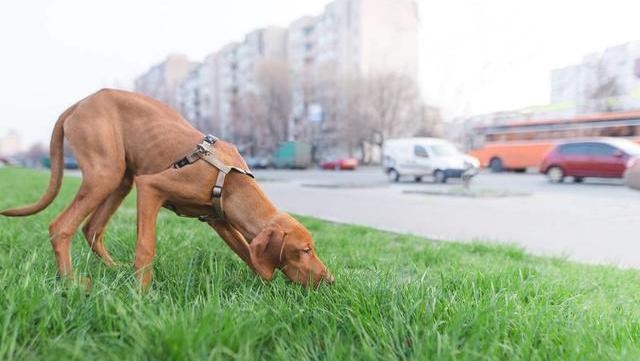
[
  {"x1": 334, "y1": 76, "x2": 369, "y2": 159},
  {"x1": 341, "y1": 72, "x2": 423, "y2": 163},
  {"x1": 256, "y1": 60, "x2": 292, "y2": 147},
  {"x1": 298, "y1": 70, "x2": 438, "y2": 164},
  {"x1": 22, "y1": 142, "x2": 48, "y2": 168},
  {"x1": 230, "y1": 92, "x2": 263, "y2": 155},
  {"x1": 284, "y1": 63, "x2": 345, "y2": 161},
  {"x1": 230, "y1": 60, "x2": 292, "y2": 155},
  {"x1": 587, "y1": 56, "x2": 622, "y2": 112},
  {"x1": 411, "y1": 103, "x2": 443, "y2": 137},
  {"x1": 362, "y1": 72, "x2": 418, "y2": 143},
  {"x1": 231, "y1": 65, "x2": 438, "y2": 163}
]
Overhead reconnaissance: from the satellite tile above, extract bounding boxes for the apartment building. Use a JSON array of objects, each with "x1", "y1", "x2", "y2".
[
  {"x1": 287, "y1": 0, "x2": 419, "y2": 126},
  {"x1": 135, "y1": 0, "x2": 419, "y2": 149},
  {"x1": 176, "y1": 53, "x2": 220, "y2": 134},
  {"x1": 134, "y1": 54, "x2": 196, "y2": 110},
  {"x1": 551, "y1": 40, "x2": 640, "y2": 114},
  {"x1": 216, "y1": 27, "x2": 287, "y2": 139}
]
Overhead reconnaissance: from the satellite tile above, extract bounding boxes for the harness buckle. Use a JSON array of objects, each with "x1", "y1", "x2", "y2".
[
  {"x1": 195, "y1": 142, "x2": 211, "y2": 155},
  {"x1": 173, "y1": 158, "x2": 190, "y2": 168},
  {"x1": 212, "y1": 185, "x2": 223, "y2": 199}
]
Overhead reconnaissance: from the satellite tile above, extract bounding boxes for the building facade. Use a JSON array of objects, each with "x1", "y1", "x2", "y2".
[
  {"x1": 218, "y1": 27, "x2": 288, "y2": 141},
  {"x1": 551, "y1": 40, "x2": 640, "y2": 115},
  {"x1": 134, "y1": 0, "x2": 419, "y2": 156},
  {"x1": 288, "y1": 0, "x2": 419, "y2": 121},
  {"x1": 134, "y1": 54, "x2": 196, "y2": 110},
  {"x1": 286, "y1": 0, "x2": 419, "y2": 156},
  {"x1": 176, "y1": 53, "x2": 220, "y2": 135}
]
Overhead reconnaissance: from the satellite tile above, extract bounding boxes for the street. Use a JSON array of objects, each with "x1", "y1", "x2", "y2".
[{"x1": 254, "y1": 167, "x2": 640, "y2": 267}]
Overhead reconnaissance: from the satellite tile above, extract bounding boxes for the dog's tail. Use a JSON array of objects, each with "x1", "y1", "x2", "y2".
[{"x1": 1, "y1": 105, "x2": 73, "y2": 217}]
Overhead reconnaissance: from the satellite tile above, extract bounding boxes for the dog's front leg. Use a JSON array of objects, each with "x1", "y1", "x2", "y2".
[{"x1": 133, "y1": 176, "x2": 165, "y2": 291}]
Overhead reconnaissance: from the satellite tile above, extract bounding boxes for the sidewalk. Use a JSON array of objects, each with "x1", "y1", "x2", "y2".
[{"x1": 260, "y1": 180, "x2": 640, "y2": 268}]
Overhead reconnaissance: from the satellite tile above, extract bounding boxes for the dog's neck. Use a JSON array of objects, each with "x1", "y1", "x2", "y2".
[{"x1": 223, "y1": 177, "x2": 278, "y2": 241}]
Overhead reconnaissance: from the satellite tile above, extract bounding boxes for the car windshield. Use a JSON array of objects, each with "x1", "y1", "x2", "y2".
[
  {"x1": 608, "y1": 139, "x2": 640, "y2": 156},
  {"x1": 429, "y1": 143, "x2": 460, "y2": 156}
]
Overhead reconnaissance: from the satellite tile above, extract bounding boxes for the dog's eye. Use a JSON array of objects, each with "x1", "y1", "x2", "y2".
[{"x1": 302, "y1": 247, "x2": 311, "y2": 254}]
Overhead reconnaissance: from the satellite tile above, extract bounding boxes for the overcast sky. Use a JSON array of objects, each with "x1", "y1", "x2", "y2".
[{"x1": 1, "y1": 0, "x2": 639, "y2": 145}]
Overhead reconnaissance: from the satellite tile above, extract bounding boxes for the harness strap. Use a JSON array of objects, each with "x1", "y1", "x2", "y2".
[
  {"x1": 169, "y1": 134, "x2": 254, "y2": 221},
  {"x1": 201, "y1": 152, "x2": 253, "y2": 219},
  {"x1": 213, "y1": 170, "x2": 226, "y2": 218},
  {"x1": 173, "y1": 134, "x2": 218, "y2": 169}
]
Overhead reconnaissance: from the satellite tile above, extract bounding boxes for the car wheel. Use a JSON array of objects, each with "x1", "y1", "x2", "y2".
[
  {"x1": 433, "y1": 170, "x2": 447, "y2": 183},
  {"x1": 573, "y1": 177, "x2": 584, "y2": 183},
  {"x1": 415, "y1": 176, "x2": 422, "y2": 183},
  {"x1": 489, "y1": 157, "x2": 503, "y2": 173},
  {"x1": 387, "y1": 169, "x2": 400, "y2": 182},
  {"x1": 547, "y1": 166, "x2": 565, "y2": 183}
]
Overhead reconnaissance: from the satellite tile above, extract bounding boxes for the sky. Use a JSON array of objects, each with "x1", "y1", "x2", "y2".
[{"x1": 1, "y1": 0, "x2": 639, "y2": 146}]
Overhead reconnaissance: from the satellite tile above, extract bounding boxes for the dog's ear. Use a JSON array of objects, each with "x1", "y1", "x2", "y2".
[{"x1": 249, "y1": 224, "x2": 285, "y2": 281}]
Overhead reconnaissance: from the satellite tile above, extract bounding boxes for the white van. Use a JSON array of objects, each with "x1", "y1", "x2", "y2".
[{"x1": 382, "y1": 137, "x2": 480, "y2": 183}]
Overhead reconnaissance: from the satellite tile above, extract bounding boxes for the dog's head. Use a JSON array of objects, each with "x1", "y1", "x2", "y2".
[{"x1": 250, "y1": 213, "x2": 333, "y2": 287}]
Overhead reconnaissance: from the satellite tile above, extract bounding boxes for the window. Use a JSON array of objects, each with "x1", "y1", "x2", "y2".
[
  {"x1": 586, "y1": 143, "x2": 616, "y2": 156},
  {"x1": 303, "y1": 26, "x2": 314, "y2": 36},
  {"x1": 598, "y1": 125, "x2": 636, "y2": 137},
  {"x1": 414, "y1": 145, "x2": 429, "y2": 157},
  {"x1": 429, "y1": 143, "x2": 460, "y2": 156},
  {"x1": 558, "y1": 143, "x2": 588, "y2": 155}
]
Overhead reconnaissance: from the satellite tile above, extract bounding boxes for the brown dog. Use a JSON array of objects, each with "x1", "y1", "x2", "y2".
[{"x1": 1, "y1": 89, "x2": 333, "y2": 289}]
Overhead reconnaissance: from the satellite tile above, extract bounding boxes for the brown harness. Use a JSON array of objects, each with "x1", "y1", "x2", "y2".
[{"x1": 166, "y1": 135, "x2": 254, "y2": 221}]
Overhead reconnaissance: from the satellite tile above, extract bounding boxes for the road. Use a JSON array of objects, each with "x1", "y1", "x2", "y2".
[{"x1": 254, "y1": 167, "x2": 640, "y2": 267}]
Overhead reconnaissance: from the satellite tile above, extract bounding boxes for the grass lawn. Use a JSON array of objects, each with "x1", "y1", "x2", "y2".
[{"x1": 1, "y1": 168, "x2": 640, "y2": 360}]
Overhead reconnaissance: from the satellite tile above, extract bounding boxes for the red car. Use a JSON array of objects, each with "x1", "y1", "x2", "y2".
[
  {"x1": 540, "y1": 138, "x2": 640, "y2": 183},
  {"x1": 320, "y1": 157, "x2": 358, "y2": 170}
]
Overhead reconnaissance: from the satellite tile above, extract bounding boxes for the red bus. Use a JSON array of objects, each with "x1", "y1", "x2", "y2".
[{"x1": 468, "y1": 111, "x2": 640, "y2": 172}]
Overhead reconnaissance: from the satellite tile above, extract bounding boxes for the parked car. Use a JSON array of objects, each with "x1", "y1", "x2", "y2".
[
  {"x1": 382, "y1": 137, "x2": 480, "y2": 183},
  {"x1": 624, "y1": 157, "x2": 640, "y2": 190},
  {"x1": 63, "y1": 156, "x2": 79, "y2": 170},
  {"x1": 539, "y1": 138, "x2": 640, "y2": 183},
  {"x1": 245, "y1": 156, "x2": 271, "y2": 169},
  {"x1": 320, "y1": 157, "x2": 358, "y2": 170}
]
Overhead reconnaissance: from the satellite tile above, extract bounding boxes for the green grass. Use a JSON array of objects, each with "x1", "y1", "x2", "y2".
[{"x1": 1, "y1": 168, "x2": 640, "y2": 360}]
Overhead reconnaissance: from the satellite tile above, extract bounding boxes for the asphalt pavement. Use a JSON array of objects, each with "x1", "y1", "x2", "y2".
[{"x1": 254, "y1": 167, "x2": 640, "y2": 268}]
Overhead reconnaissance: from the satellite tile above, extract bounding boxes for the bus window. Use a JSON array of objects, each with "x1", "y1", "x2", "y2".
[{"x1": 600, "y1": 125, "x2": 636, "y2": 137}]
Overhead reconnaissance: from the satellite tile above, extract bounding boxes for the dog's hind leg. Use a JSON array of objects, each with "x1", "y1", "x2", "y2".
[
  {"x1": 82, "y1": 172, "x2": 134, "y2": 267},
  {"x1": 48, "y1": 111, "x2": 125, "y2": 283},
  {"x1": 49, "y1": 171, "x2": 122, "y2": 282}
]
